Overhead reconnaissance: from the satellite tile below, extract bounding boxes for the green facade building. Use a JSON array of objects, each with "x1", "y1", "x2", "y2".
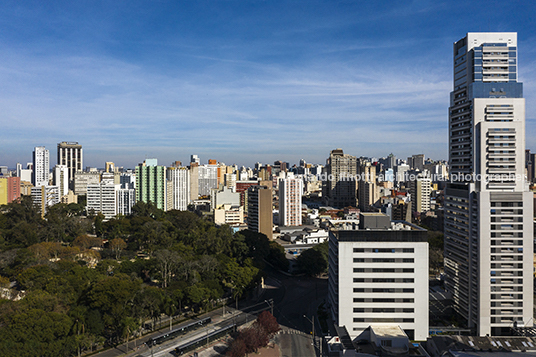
[{"x1": 135, "y1": 159, "x2": 167, "y2": 211}]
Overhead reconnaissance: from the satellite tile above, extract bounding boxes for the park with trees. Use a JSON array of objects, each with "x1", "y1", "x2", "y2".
[{"x1": 0, "y1": 197, "x2": 286, "y2": 357}]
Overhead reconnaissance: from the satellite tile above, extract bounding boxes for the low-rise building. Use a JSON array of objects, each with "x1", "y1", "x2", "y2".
[{"x1": 328, "y1": 213, "x2": 429, "y2": 341}]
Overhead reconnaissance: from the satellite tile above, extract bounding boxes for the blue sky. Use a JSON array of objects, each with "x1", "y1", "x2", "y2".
[{"x1": 1, "y1": 0, "x2": 536, "y2": 168}]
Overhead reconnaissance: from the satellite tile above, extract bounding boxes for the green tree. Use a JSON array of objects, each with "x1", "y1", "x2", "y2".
[{"x1": 297, "y1": 244, "x2": 328, "y2": 276}]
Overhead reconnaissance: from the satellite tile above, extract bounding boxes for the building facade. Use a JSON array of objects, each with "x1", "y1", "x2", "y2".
[
  {"x1": 53, "y1": 165, "x2": 69, "y2": 198},
  {"x1": 87, "y1": 183, "x2": 117, "y2": 219},
  {"x1": 167, "y1": 166, "x2": 190, "y2": 211},
  {"x1": 116, "y1": 188, "x2": 135, "y2": 216},
  {"x1": 74, "y1": 171, "x2": 101, "y2": 195},
  {"x1": 32, "y1": 146, "x2": 49, "y2": 187},
  {"x1": 57, "y1": 141, "x2": 83, "y2": 189},
  {"x1": 0, "y1": 177, "x2": 21, "y2": 205},
  {"x1": 247, "y1": 185, "x2": 273, "y2": 239},
  {"x1": 358, "y1": 162, "x2": 377, "y2": 212},
  {"x1": 408, "y1": 170, "x2": 431, "y2": 214},
  {"x1": 324, "y1": 149, "x2": 357, "y2": 208},
  {"x1": 278, "y1": 174, "x2": 303, "y2": 226},
  {"x1": 444, "y1": 32, "x2": 533, "y2": 336},
  {"x1": 31, "y1": 185, "x2": 60, "y2": 217},
  {"x1": 135, "y1": 159, "x2": 167, "y2": 211},
  {"x1": 328, "y1": 213, "x2": 429, "y2": 341}
]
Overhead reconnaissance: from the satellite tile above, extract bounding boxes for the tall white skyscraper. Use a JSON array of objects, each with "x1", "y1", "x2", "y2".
[
  {"x1": 278, "y1": 174, "x2": 303, "y2": 226},
  {"x1": 167, "y1": 166, "x2": 191, "y2": 211},
  {"x1": 53, "y1": 165, "x2": 69, "y2": 198},
  {"x1": 32, "y1": 146, "x2": 49, "y2": 187},
  {"x1": 444, "y1": 32, "x2": 533, "y2": 336}
]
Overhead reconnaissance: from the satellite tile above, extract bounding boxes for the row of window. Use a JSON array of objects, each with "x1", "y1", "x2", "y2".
[
  {"x1": 353, "y1": 258, "x2": 414, "y2": 263},
  {"x1": 353, "y1": 318, "x2": 414, "y2": 323},
  {"x1": 353, "y1": 298, "x2": 414, "y2": 303},
  {"x1": 353, "y1": 268, "x2": 414, "y2": 273},
  {"x1": 353, "y1": 288, "x2": 414, "y2": 293},
  {"x1": 353, "y1": 278, "x2": 414, "y2": 283},
  {"x1": 353, "y1": 248, "x2": 414, "y2": 253},
  {"x1": 353, "y1": 308, "x2": 414, "y2": 313}
]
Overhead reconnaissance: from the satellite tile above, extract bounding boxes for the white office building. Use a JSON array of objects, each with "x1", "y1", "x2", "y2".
[
  {"x1": 444, "y1": 32, "x2": 533, "y2": 336},
  {"x1": 328, "y1": 213, "x2": 429, "y2": 341}
]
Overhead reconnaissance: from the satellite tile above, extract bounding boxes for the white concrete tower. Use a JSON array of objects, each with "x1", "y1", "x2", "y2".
[{"x1": 444, "y1": 32, "x2": 533, "y2": 336}]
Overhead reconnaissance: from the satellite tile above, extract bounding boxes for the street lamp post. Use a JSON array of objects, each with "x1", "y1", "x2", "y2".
[{"x1": 303, "y1": 315, "x2": 315, "y2": 352}]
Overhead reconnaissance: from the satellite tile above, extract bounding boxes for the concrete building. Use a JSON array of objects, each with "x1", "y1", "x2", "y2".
[
  {"x1": 87, "y1": 183, "x2": 117, "y2": 219},
  {"x1": 119, "y1": 172, "x2": 136, "y2": 189},
  {"x1": 167, "y1": 166, "x2": 190, "y2": 211},
  {"x1": 247, "y1": 185, "x2": 273, "y2": 239},
  {"x1": 16, "y1": 163, "x2": 32, "y2": 183},
  {"x1": 198, "y1": 161, "x2": 218, "y2": 197},
  {"x1": 57, "y1": 142, "x2": 83, "y2": 189},
  {"x1": 408, "y1": 170, "x2": 431, "y2": 214},
  {"x1": 116, "y1": 187, "x2": 136, "y2": 216},
  {"x1": 189, "y1": 163, "x2": 199, "y2": 201},
  {"x1": 32, "y1": 146, "x2": 49, "y2": 187},
  {"x1": 324, "y1": 149, "x2": 357, "y2": 208},
  {"x1": 444, "y1": 32, "x2": 533, "y2": 336},
  {"x1": 31, "y1": 185, "x2": 60, "y2": 217},
  {"x1": 358, "y1": 162, "x2": 377, "y2": 212},
  {"x1": 0, "y1": 177, "x2": 21, "y2": 205},
  {"x1": 279, "y1": 173, "x2": 303, "y2": 226},
  {"x1": 408, "y1": 154, "x2": 425, "y2": 171},
  {"x1": 328, "y1": 213, "x2": 429, "y2": 341},
  {"x1": 236, "y1": 180, "x2": 259, "y2": 210},
  {"x1": 210, "y1": 186, "x2": 240, "y2": 211},
  {"x1": 136, "y1": 159, "x2": 167, "y2": 211},
  {"x1": 394, "y1": 164, "x2": 410, "y2": 187},
  {"x1": 53, "y1": 165, "x2": 69, "y2": 198},
  {"x1": 214, "y1": 204, "x2": 244, "y2": 226},
  {"x1": 74, "y1": 171, "x2": 101, "y2": 195}
]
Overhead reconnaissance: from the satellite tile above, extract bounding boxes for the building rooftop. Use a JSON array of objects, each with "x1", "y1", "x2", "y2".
[{"x1": 370, "y1": 325, "x2": 408, "y2": 339}]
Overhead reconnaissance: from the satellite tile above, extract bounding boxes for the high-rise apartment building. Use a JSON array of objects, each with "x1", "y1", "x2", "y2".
[
  {"x1": 31, "y1": 185, "x2": 59, "y2": 217},
  {"x1": 53, "y1": 165, "x2": 69, "y2": 198},
  {"x1": 278, "y1": 174, "x2": 303, "y2": 226},
  {"x1": 408, "y1": 170, "x2": 431, "y2": 214},
  {"x1": 135, "y1": 159, "x2": 167, "y2": 211},
  {"x1": 0, "y1": 177, "x2": 21, "y2": 205},
  {"x1": 444, "y1": 32, "x2": 533, "y2": 336},
  {"x1": 323, "y1": 149, "x2": 357, "y2": 208},
  {"x1": 32, "y1": 146, "x2": 49, "y2": 187},
  {"x1": 167, "y1": 166, "x2": 191, "y2": 211},
  {"x1": 87, "y1": 183, "x2": 117, "y2": 219},
  {"x1": 247, "y1": 185, "x2": 273, "y2": 239},
  {"x1": 358, "y1": 162, "x2": 377, "y2": 212},
  {"x1": 117, "y1": 187, "x2": 136, "y2": 216},
  {"x1": 57, "y1": 142, "x2": 83, "y2": 189},
  {"x1": 198, "y1": 161, "x2": 218, "y2": 197}
]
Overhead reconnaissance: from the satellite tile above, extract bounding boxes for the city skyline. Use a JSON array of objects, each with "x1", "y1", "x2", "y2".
[{"x1": 1, "y1": 1, "x2": 536, "y2": 168}]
